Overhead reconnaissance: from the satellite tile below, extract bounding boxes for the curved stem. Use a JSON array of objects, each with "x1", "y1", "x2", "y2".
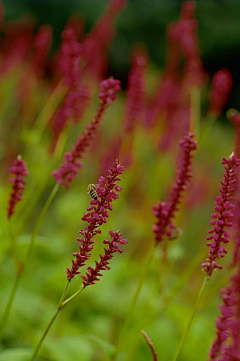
[
  {"x1": 112, "y1": 246, "x2": 155, "y2": 361},
  {"x1": 0, "y1": 183, "x2": 59, "y2": 341},
  {"x1": 172, "y1": 276, "x2": 209, "y2": 361}
]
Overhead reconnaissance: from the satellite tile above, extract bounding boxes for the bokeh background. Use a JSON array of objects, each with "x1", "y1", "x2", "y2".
[{"x1": 0, "y1": 1, "x2": 240, "y2": 361}]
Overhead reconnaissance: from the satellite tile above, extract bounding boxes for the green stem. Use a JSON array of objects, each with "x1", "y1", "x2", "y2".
[
  {"x1": 7, "y1": 220, "x2": 18, "y2": 271},
  {"x1": 0, "y1": 183, "x2": 59, "y2": 341},
  {"x1": 0, "y1": 273, "x2": 21, "y2": 342},
  {"x1": 29, "y1": 281, "x2": 83, "y2": 361},
  {"x1": 112, "y1": 247, "x2": 155, "y2": 361},
  {"x1": 24, "y1": 183, "x2": 59, "y2": 263},
  {"x1": 172, "y1": 276, "x2": 209, "y2": 361}
]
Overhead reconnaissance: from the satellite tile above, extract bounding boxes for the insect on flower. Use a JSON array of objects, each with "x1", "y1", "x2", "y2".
[{"x1": 87, "y1": 184, "x2": 98, "y2": 200}]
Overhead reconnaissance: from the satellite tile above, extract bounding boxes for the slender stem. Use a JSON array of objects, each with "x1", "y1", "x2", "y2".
[
  {"x1": 29, "y1": 281, "x2": 82, "y2": 361},
  {"x1": 0, "y1": 273, "x2": 21, "y2": 342},
  {"x1": 171, "y1": 276, "x2": 209, "y2": 361},
  {"x1": 24, "y1": 183, "x2": 60, "y2": 263},
  {"x1": 112, "y1": 246, "x2": 155, "y2": 361},
  {"x1": 61, "y1": 286, "x2": 83, "y2": 308},
  {"x1": 7, "y1": 220, "x2": 18, "y2": 271},
  {"x1": 0, "y1": 183, "x2": 59, "y2": 341}
]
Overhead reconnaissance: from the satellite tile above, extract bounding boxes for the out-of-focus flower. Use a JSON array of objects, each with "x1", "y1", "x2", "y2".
[
  {"x1": 32, "y1": 24, "x2": 52, "y2": 77},
  {"x1": 124, "y1": 47, "x2": 148, "y2": 132},
  {"x1": 208, "y1": 69, "x2": 232, "y2": 116},
  {"x1": 201, "y1": 154, "x2": 239, "y2": 277},
  {"x1": 82, "y1": 0, "x2": 126, "y2": 81},
  {"x1": 208, "y1": 267, "x2": 240, "y2": 361},
  {"x1": 152, "y1": 133, "x2": 197, "y2": 242},
  {"x1": 66, "y1": 160, "x2": 125, "y2": 281},
  {"x1": 7, "y1": 155, "x2": 28, "y2": 219},
  {"x1": 52, "y1": 78, "x2": 121, "y2": 187}
]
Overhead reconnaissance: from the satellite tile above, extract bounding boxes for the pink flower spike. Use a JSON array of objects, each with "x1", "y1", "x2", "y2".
[
  {"x1": 81, "y1": 230, "x2": 126, "y2": 287},
  {"x1": 202, "y1": 154, "x2": 240, "y2": 277},
  {"x1": 152, "y1": 133, "x2": 197, "y2": 243},
  {"x1": 66, "y1": 160, "x2": 125, "y2": 281},
  {"x1": 52, "y1": 78, "x2": 121, "y2": 188},
  {"x1": 7, "y1": 155, "x2": 28, "y2": 219},
  {"x1": 208, "y1": 69, "x2": 232, "y2": 116}
]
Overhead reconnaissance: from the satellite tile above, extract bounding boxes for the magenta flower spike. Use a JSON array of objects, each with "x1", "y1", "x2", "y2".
[
  {"x1": 124, "y1": 47, "x2": 148, "y2": 132},
  {"x1": 7, "y1": 155, "x2": 28, "y2": 219},
  {"x1": 152, "y1": 133, "x2": 197, "y2": 242},
  {"x1": 208, "y1": 69, "x2": 232, "y2": 117},
  {"x1": 208, "y1": 267, "x2": 240, "y2": 361},
  {"x1": 201, "y1": 154, "x2": 240, "y2": 277},
  {"x1": 66, "y1": 160, "x2": 125, "y2": 281},
  {"x1": 81, "y1": 230, "x2": 127, "y2": 287},
  {"x1": 52, "y1": 78, "x2": 121, "y2": 187}
]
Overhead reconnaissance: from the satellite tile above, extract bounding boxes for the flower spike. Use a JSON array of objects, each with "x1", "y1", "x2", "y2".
[
  {"x1": 201, "y1": 154, "x2": 240, "y2": 277},
  {"x1": 66, "y1": 160, "x2": 125, "y2": 281},
  {"x1": 7, "y1": 155, "x2": 28, "y2": 219}
]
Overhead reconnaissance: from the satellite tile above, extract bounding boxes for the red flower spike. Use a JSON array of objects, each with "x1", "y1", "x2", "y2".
[
  {"x1": 153, "y1": 133, "x2": 197, "y2": 243},
  {"x1": 201, "y1": 154, "x2": 240, "y2": 277},
  {"x1": 32, "y1": 24, "x2": 52, "y2": 77},
  {"x1": 81, "y1": 230, "x2": 126, "y2": 287},
  {"x1": 7, "y1": 155, "x2": 28, "y2": 219},
  {"x1": 52, "y1": 78, "x2": 121, "y2": 188},
  {"x1": 66, "y1": 160, "x2": 125, "y2": 281},
  {"x1": 208, "y1": 69, "x2": 232, "y2": 116},
  {"x1": 208, "y1": 267, "x2": 240, "y2": 360}
]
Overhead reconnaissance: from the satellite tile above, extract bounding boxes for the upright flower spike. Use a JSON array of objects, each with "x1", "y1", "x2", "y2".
[
  {"x1": 152, "y1": 133, "x2": 197, "y2": 242},
  {"x1": 7, "y1": 155, "x2": 28, "y2": 219},
  {"x1": 66, "y1": 160, "x2": 125, "y2": 281},
  {"x1": 201, "y1": 154, "x2": 240, "y2": 277},
  {"x1": 124, "y1": 47, "x2": 148, "y2": 132},
  {"x1": 32, "y1": 24, "x2": 52, "y2": 78},
  {"x1": 52, "y1": 78, "x2": 121, "y2": 187},
  {"x1": 208, "y1": 69, "x2": 232, "y2": 117},
  {"x1": 208, "y1": 267, "x2": 240, "y2": 361}
]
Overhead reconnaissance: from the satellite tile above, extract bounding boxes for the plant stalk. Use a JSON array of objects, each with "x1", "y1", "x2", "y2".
[{"x1": 172, "y1": 276, "x2": 209, "y2": 361}]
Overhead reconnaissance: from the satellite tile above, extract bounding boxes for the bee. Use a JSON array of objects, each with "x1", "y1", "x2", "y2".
[
  {"x1": 168, "y1": 227, "x2": 183, "y2": 241},
  {"x1": 87, "y1": 184, "x2": 98, "y2": 200}
]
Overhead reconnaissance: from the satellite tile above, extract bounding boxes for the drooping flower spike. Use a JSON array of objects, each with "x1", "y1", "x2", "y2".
[
  {"x1": 66, "y1": 160, "x2": 125, "y2": 282},
  {"x1": 201, "y1": 154, "x2": 240, "y2": 277},
  {"x1": 7, "y1": 155, "x2": 28, "y2": 219},
  {"x1": 52, "y1": 78, "x2": 121, "y2": 188}
]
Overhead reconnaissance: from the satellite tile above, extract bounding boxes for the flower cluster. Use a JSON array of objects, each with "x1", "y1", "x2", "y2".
[
  {"x1": 50, "y1": 26, "x2": 90, "y2": 150},
  {"x1": 82, "y1": 0, "x2": 126, "y2": 81},
  {"x1": 66, "y1": 160, "x2": 125, "y2": 281},
  {"x1": 32, "y1": 24, "x2": 52, "y2": 77},
  {"x1": 201, "y1": 155, "x2": 239, "y2": 277},
  {"x1": 7, "y1": 156, "x2": 28, "y2": 219},
  {"x1": 208, "y1": 69, "x2": 232, "y2": 116},
  {"x1": 124, "y1": 47, "x2": 148, "y2": 132},
  {"x1": 152, "y1": 133, "x2": 197, "y2": 242},
  {"x1": 209, "y1": 267, "x2": 240, "y2": 361},
  {"x1": 52, "y1": 78, "x2": 121, "y2": 187},
  {"x1": 81, "y1": 230, "x2": 126, "y2": 287}
]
